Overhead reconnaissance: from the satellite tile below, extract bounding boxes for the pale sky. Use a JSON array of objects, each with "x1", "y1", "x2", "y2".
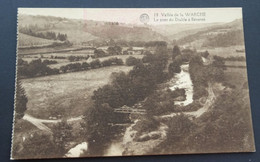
[{"x1": 18, "y1": 8, "x2": 243, "y2": 25}]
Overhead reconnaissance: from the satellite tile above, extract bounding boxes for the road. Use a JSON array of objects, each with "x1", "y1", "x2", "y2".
[
  {"x1": 160, "y1": 82, "x2": 216, "y2": 119},
  {"x1": 185, "y1": 82, "x2": 215, "y2": 118},
  {"x1": 23, "y1": 114, "x2": 83, "y2": 133}
]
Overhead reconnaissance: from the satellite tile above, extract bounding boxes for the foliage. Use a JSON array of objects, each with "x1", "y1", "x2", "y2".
[
  {"x1": 144, "y1": 41, "x2": 167, "y2": 47},
  {"x1": 102, "y1": 57, "x2": 123, "y2": 67},
  {"x1": 52, "y1": 120, "x2": 73, "y2": 156},
  {"x1": 18, "y1": 59, "x2": 59, "y2": 78},
  {"x1": 200, "y1": 51, "x2": 209, "y2": 58},
  {"x1": 107, "y1": 46, "x2": 122, "y2": 55},
  {"x1": 133, "y1": 116, "x2": 160, "y2": 136},
  {"x1": 189, "y1": 55, "x2": 208, "y2": 99},
  {"x1": 94, "y1": 49, "x2": 106, "y2": 58},
  {"x1": 90, "y1": 59, "x2": 102, "y2": 69},
  {"x1": 125, "y1": 56, "x2": 142, "y2": 66},
  {"x1": 16, "y1": 132, "x2": 56, "y2": 159},
  {"x1": 83, "y1": 49, "x2": 169, "y2": 155},
  {"x1": 168, "y1": 60, "x2": 181, "y2": 75},
  {"x1": 166, "y1": 114, "x2": 196, "y2": 143},
  {"x1": 172, "y1": 45, "x2": 181, "y2": 59},
  {"x1": 42, "y1": 60, "x2": 58, "y2": 65},
  {"x1": 19, "y1": 26, "x2": 67, "y2": 41},
  {"x1": 15, "y1": 80, "x2": 28, "y2": 119},
  {"x1": 143, "y1": 90, "x2": 176, "y2": 116},
  {"x1": 92, "y1": 53, "x2": 168, "y2": 108},
  {"x1": 81, "y1": 103, "x2": 121, "y2": 156},
  {"x1": 188, "y1": 90, "x2": 254, "y2": 152},
  {"x1": 68, "y1": 55, "x2": 89, "y2": 62}
]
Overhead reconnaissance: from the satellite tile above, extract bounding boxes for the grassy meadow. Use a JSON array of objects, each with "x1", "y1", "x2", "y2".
[
  {"x1": 18, "y1": 33, "x2": 59, "y2": 47},
  {"x1": 224, "y1": 67, "x2": 249, "y2": 89},
  {"x1": 22, "y1": 65, "x2": 133, "y2": 119}
]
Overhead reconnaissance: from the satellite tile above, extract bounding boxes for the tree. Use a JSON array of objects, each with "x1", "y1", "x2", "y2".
[
  {"x1": 17, "y1": 132, "x2": 56, "y2": 159},
  {"x1": 15, "y1": 80, "x2": 28, "y2": 119},
  {"x1": 107, "y1": 46, "x2": 122, "y2": 55},
  {"x1": 60, "y1": 65, "x2": 69, "y2": 73},
  {"x1": 114, "y1": 58, "x2": 123, "y2": 65},
  {"x1": 52, "y1": 120, "x2": 73, "y2": 156},
  {"x1": 94, "y1": 49, "x2": 106, "y2": 58},
  {"x1": 81, "y1": 62, "x2": 90, "y2": 70},
  {"x1": 125, "y1": 56, "x2": 141, "y2": 66},
  {"x1": 90, "y1": 59, "x2": 101, "y2": 69},
  {"x1": 168, "y1": 61, "x2": 181, "y2": 75},
  {"x1": 82, "y1": 103, "x2": 118, "y2": 155},
  {"x1": 201, "y1": 50, "x2": 209, "y2": 58},
  {"x1": 172, "y1": 45, "x2": 181, "y2": 60}
]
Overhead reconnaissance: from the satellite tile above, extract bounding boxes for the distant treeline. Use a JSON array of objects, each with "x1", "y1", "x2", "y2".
[
  {"x1": 19, "y1": 26, "x2": 68, "y2": 41},
  {"x1": 144, "y1": 41, "x2": 167, "y2": 47},
  {"x1": 18, "y1": 57, "x2": 124, "y2": 78},
  {"x1": 84, "y1": 39, "x2": 167, "y2": 48},
  {"x1": 19, "y1": 41, "x2": 73, "y2": 50},
  {"x1": 67, "y1": 55, "x2": 90, "y2": 62}
]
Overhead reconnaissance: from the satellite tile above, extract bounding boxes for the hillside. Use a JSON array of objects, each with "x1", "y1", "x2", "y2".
[
  {"x1": 151, "y1": 23, "x2": 224, "y2": 40},
  {"x1": 18, "y1": 14, "x2": 168, "y2": 44},
  {"x1": 18, "y1": 33, "x2": 60, "y2": 47},
  {"x1": 176, "y1": 19, "x2": 244, "y2": 48}
]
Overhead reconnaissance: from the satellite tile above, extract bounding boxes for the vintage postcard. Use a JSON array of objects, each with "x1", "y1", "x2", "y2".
[{"x1": 11, "y1": 8, "x2": 255, "y2": 159}]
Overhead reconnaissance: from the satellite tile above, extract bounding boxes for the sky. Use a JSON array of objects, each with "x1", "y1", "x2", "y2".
[{"x1": 18, "y1": 8, "x2": 243, "y2": 25}]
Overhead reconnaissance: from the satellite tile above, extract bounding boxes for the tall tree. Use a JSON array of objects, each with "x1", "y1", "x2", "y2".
[
  {"x1": 52, "y1": 120, "x2": 73, "y2": 156},
  {"x1": 172, "y1": 45, "x2": 181, "y2": 60},
  {"x1": 15, "y1": 80, "x2": 27, "y2": 120}
]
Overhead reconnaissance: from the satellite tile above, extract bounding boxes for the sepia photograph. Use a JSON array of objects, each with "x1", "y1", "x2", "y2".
[{"x1": 11, "y1": 8, "x2": 255, "y2": 159}]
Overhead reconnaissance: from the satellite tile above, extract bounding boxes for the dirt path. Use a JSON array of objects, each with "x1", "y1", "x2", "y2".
[
  {"x1": 23, "y1": 114, "x2": 83, "y2": 133},
  {"x1": 185, "y1": 82, "x2": 215, "y2": 118}
]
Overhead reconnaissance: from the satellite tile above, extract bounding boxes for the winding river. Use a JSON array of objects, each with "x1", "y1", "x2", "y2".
[
  {"x1": 169, "y1": 64, "x2": 193, "y2": 106},
  {"x1": 66, "y1": 63, "x2": 218, "y2": 157},
  {"x1": 104, "y1": 63, "x2": 194, "y2": 156}
]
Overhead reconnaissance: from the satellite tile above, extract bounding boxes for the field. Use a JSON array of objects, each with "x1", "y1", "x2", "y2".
[
  {"x1": 22, "y1": 58, "x2": 68, "y2": 64},
  {"x1": 22, "y1": 65, "x2": 133, "y2": 119},
  {"x1": 18, "y1": 33, "x2": 60, "y2": 47},
  {"x1": 199, "y1": 45, "x2": 246, "y2": 58},
  {"x1": 225, "y1": 60, "x2": 247, "y2": 67},
  {"x1": 224, "y1": 67, "x2": 249, "y2": 89}
]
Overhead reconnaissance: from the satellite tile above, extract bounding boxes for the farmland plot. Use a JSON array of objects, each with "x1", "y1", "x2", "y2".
[{"x1": 22, "y1": 66, "x2": 133, "y2": 119}]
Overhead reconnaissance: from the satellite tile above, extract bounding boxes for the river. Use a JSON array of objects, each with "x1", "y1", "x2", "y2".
[
  {"x1": 169, "y1": 64, "x2": 193, "y2": 106},
  {"x1": 104, "y1": 63, "x2": 195, "y2": 156}
]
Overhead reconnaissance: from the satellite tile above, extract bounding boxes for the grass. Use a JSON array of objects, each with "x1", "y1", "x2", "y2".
[
  {"x1": 200, "y1": 45, "x2": 246, "y2": 58},
  {"x1": 22, "y1": 58, "x2": 68, "y2": 64},
  {"x1": 18, "y1": 33, "x2": 59, "y2": 47},
  {"x1": 225, "y1": 60, "x2": 247, "y2": 67},
  {"x1": 21, "y1": 65, "x2": 133, "y2": 119},
  {"x1": 224, "y1": 67, "x2": 249, "y2": 89}
]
